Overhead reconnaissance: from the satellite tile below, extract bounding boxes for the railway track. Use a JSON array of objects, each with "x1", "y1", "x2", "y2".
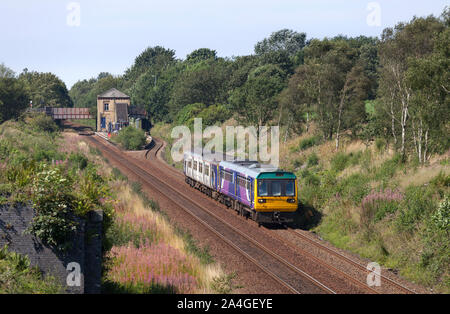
[
  {"x1": 149, "y1": 137, "x2": 422, "y2": 294},
  {"x1": 136, "y1": 135, "x2": 421, "y2": 294},
  {"x1": 286, "y1": 228, "x2": 417, "y2": 294},
  {"x1": 87, "y1": 134, "x2": 335, "y2": 294}
]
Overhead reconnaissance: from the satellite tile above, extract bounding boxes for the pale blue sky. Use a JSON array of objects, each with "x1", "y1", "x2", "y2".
[{"x1": 0, "y1": 0, "x2": 447, "y2": 88}]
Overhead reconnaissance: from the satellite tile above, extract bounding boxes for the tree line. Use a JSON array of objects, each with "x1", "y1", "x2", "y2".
[
  {"x1": 0, "y1": 66, "x2": 72, "y2": 123},
  {"x1": 1, "y1": 9, "x2": 448, "y2": 163}
]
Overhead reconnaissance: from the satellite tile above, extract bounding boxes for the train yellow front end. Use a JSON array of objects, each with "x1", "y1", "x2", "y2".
[{"x1": 253, "y1": 172, "x2": 298, "y2": 224}]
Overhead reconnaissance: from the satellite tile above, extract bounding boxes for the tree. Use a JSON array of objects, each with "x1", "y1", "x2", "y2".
[
  {"x1": 0, "y1": 63, "x2": 15, "y2": 79},
  {"x1": 294, "y1": 38, "x2": 370, "y2": 147},
  {"x1": 19, "y1": 71, "x2": 72, "y2": 108},
  {"x1": 123, "y1": 46, "x2": 176, "y2": 86},
  {"x1": 229, "y1": 64, "x2": 286, "y2": 127},
  {"x1": 168, "y1": 59, "x2": 231, "y2": 119},
  {"x1": 376, "y1": 15, "x2": 445, "y2": 159},
  {"x1": 186, "y1": 48, "x2": 217, "y2": 63},
  {"x1": 0, "y1": 65, "x2": 28, "y2": 123},
  {"x1": 406, "y1": 26, "x2": 450, "y2": 162},
  {"x1": 130, "y1": 65, "x2": 180, "y2": 123},
  {"x1": 70, "y1": 73, "x2": 123, "y2": 123},
  {"x1": 255, "y1": 29, "x2": 307, "y2": 57}
]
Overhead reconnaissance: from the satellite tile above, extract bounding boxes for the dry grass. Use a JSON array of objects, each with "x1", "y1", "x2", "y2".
[{"x1": 109, "y1": 181, "x2": 224, "y2": 293}]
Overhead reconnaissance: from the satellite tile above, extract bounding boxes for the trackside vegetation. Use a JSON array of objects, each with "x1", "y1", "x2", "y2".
[
  {"x1": 281, "y1": 129, "x2": 449, "y2": 292},
  {"x1": 62, "y1": 133, "x2": 236, "y2": 294},
  {"x1": 110, "y1": 126, "x2": 147, "y2": 150}
]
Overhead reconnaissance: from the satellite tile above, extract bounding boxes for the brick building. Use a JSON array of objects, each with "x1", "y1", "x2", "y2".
[{"x1": 97, "y1": 88, "x2": 131, "y2": 132}]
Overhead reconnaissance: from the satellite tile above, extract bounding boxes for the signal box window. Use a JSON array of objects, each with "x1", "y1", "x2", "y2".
[{"x1": 104, "y1": 103, "x2": 109, "y2": 111}]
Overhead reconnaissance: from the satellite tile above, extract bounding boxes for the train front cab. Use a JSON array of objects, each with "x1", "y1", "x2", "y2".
[{"x1": 253, "y1": 172, "x2": 298, "y2": 224}]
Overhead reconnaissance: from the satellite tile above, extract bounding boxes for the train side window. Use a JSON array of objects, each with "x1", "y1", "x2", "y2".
[
  {"x1": 188, "y1": 160, "x2": 192, "y2": 168},
  {"x1": 205, "y1": 165, "x2": 210, "y2": 176},
  {"x1": 199, "y1": 163, "x2": 203, "y2": 173},
  {"x1": 193, "y1": 161, "x2": 197, "y2": 171},
  {"x1": 224, "y1": 171, "x2": 233, "y2": 182}
]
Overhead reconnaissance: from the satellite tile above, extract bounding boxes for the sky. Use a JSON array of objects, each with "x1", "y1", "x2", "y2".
[{"x1": 0, "y1": 0, "x2": 448, "y2": 89}]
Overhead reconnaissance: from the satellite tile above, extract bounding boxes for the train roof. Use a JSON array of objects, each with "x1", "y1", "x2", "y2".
[
  {"x1": 184, "y1": 151, "x2": 231, "y2": 163},
  {"x1": 220, "y1": 160, "x2": 285, "y2": 178},
  {"x1": 183, "y1": 151, "x2": 296, "y2": 179}
]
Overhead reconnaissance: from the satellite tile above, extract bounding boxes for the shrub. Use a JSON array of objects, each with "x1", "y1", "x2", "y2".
[
  {"x1": 292, "y1": 156, "x2": 305, "y2": 169},
  {"x1": 375, "y1": 138, "x2": 386, "y2": 153},
  {"x1": 339, "y1": 173, "x2": 370, "y2": 205},
  {"x1": 113, "y1": 126, "x2": 146, "y2": 150},
  {"x1": 431, "y1": 196, "x2": 450, "y2": 231},
  {"x1": 175, "y1": 103, "x2": 206, "y2": 126},
  {"x1": 374, "y1": 154, "x2": 403, "y2": 182},
  {"x1": 0, "y1": 246, "x2": 62, "y2": 293},
  {"x1": 331, "y1": 152, "x2": 349, "y2": 172},
  {"x1": 68, "y1": 152, "x2": 88, "y2": 170},
  {"x1": 396, "y1": 186, "x2": 435, "y2": 232},
  {"x1": 299, "y1": 136, "x2": 320, "y2": 151},
  {"x1": 26, "y1": 165, "x2": 78, "y2": 250},
  {"x1": 300, "y1": 169, "x2": 320, "y2": 187},
  {"x1": 348, "y1": 151, "x2": 363, "y2": 166},
  {"x1": 307, "y1": 152, "x2": 319, "y2": 167},
  {"x1": 28, "y1": 114, "x2": 58, "y2": 133}
]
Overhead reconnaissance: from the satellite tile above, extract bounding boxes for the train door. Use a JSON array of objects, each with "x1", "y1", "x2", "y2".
[
  {"x1": 204, "y1": 162, "x2": 210, "y2": 188},
  {"x1": 211, "y1": 164, "x2": 216, "y2": 189},
  {"x1": 186, "y1": 158, "x2": 192, "y2": 178}
]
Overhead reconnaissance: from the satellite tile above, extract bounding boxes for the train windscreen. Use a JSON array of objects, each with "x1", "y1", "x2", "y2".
[{"x1": 257, "y1": 180, "x2": 295, "y2": 197}]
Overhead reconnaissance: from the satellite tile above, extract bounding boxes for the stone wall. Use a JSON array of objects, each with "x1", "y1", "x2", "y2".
[{"x1": 0, "y1": 204, "x2": 102, "y2": 294}]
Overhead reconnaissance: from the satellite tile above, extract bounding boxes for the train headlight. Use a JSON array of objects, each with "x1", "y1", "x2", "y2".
[
  {"x1": 287, "y1": 198, "x2": 296, "y2": 203},
  {"x1": 258, "y1": 199, "x2": 266, "y2": 204}
]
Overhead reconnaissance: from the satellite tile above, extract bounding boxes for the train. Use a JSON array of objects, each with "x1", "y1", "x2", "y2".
[{"x1": 183, "y1": 151, "x2": 298, "y2": 225}]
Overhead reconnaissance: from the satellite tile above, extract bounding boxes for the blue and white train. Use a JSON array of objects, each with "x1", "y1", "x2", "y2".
[{"x1": 183, "y1": 151, "x2": 298, "y2": 225}]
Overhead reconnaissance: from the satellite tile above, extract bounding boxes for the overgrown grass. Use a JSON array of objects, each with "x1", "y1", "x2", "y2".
[
  {"x1": 102, "y1": 180, "x2": 227, "y2": 293},
  {"x1": 0, "y1": 246, "x2": 62, "y2": 294},
  {"x1": 282, "y1": 126, "x2": 449, "y2": 292}
]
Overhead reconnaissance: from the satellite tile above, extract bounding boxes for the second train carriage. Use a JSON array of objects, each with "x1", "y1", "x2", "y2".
[{"x1": 183, "y1": 151, "x2": 298, "y2": 224}]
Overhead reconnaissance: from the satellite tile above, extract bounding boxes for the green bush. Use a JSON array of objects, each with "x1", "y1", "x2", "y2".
[
  {"x1": 375, "y1": 138, "x2": 386, "y2": 153},
  {"x1": 68, "y1": 152, "x2": 88, "y2": 170},
  {"x1": 28, "y1": 114, "x2": 59, "y2": 133},
  {"x1": 0, "y1": 246, "x2": 62, "y2": 294},
  {"x1": 175, "y1": 103, "x2": 206, "y2": 126},
  {"x1": 431, "y1": 196, "x2": 450, "y2": 231},
  {"x1": 374, "y1": 154, "x2": 403, "y2": 182},
  {"x1": 396, "y1": 186, "x2": 435, "y2": 232},
  {"x1": 331, "y1": 152, "x2": 349, "y2": 172},
  {"x1": 307, "y1": 152, "x2": 319, "y2": 167},
  {"x1": 27, "y1": 166, "x2": 78, "y2": 251},
  {"x1": 112, "y1": 126, "x2": 146, "y2": 150},
  {"x1": 299, "y1": 136, "x2": 320, "y2": 151},
  {"x1": 338, "y1": 173, "x2": 370, "y2": 205}
]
